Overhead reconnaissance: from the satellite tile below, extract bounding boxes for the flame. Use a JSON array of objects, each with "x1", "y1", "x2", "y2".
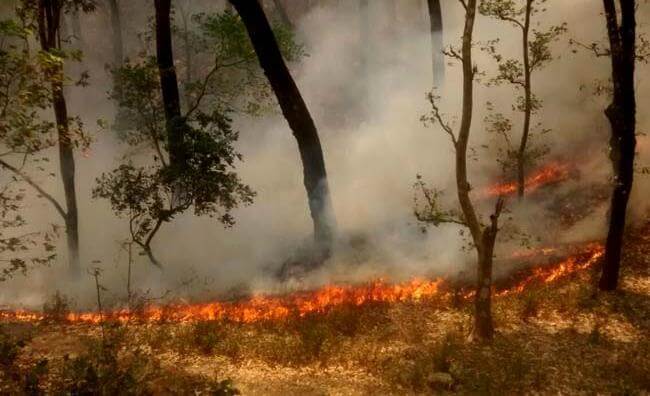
[
  {"x1": 480, "y1": 162, "x2": 572, "y2": 198},
  {"x1": 0, "y1": 243, "x2": 604, "y2": 325}
]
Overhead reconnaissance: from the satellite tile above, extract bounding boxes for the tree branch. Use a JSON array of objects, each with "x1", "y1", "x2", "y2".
[{"x1": 0, "y1": 158, "x2": 67, "y2": 220}]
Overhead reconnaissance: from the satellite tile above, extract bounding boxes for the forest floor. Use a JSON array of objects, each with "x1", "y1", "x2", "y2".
[{"x1": 1, "y1": 227, "x2": 650, "y2": 395}]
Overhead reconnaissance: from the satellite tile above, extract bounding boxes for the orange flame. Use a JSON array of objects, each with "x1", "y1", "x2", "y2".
[
  {"x1": 0, "y1": 243, "x2": 604, "y2": 325},
  {"x1": 481, "y1": 162, "x2": 572, "y2": 198}
]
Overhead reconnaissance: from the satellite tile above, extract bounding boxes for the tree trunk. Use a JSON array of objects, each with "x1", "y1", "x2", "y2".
[
  {"x1": 108, "y1": 0, "x2": 124, "y2": 101},
  {"x1": 71, "y1": 5, "x2": 83, "y2": 48},
  {"x1": 230, "y1": 0, "x2": 336, "y2": 260},
  {"x1": 453, "y1": 0, "x2": 499, "y2": 341},
  {"x1": 516, "y1": 0, "x2": 533, "y2": 199},
  {"x1": 474, "y1": 212, "x2": 499, "y2": 340},
  {"x1": 426, "y1": 0, "x2": 444, "y2": 87},
  {"x1": 600, "y1": 0, "x2": 636, "y2": 291},
  {"x1": 37, "y1": 0, "x2": 81, "y2": 276},
  {"x1": 154, "y1": 0, "x2": 185, "y2": 170}
]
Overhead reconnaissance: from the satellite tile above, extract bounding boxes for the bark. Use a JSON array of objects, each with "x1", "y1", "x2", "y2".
[
  {"x1": 37, "y1": 0, "x2": 81, "y2": 276},
  {"x1": 71, "y1": 5, "x2": 83, "y2": 48},
  {"x1": 178, "y1": 2, "x2": 193, "y2": 104},
  {"x1": 108, "y1": 0, "x2": 124, "y2": 100},
  {"x1": 230, "y1": 0, "x2": 336, "y2": 260},
  {"x1": 516, "y1": 0, "x2": 533, "y2": 199},
  {"x1": 426, "y1": 0, "x2": 444, "y2": 86},
  {"x1": 154, "y1": 0, "x2": 185, "y2": 169},
  {"x1": 454, "y1": 0, "x2": 500, "y2": 341},
  {"x1": 600, "y1": 0, "x2": 636, "y2": 291}
]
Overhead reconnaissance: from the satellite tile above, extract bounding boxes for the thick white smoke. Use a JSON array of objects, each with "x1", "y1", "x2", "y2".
[{"x1": 0, "y1": 0, "x2": 648, "y2": 309}]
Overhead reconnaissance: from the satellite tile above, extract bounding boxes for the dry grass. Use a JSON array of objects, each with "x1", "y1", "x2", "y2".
[{"x1": 1, "y1": 238, "x2": 649, "y2": 394}]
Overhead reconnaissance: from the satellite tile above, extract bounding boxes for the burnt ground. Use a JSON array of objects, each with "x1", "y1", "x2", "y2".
[{"x1": 1, "y1": 227, "x2": 649, "y2": 395}]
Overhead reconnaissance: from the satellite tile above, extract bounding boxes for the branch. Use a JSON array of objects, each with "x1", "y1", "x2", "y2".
[
  {"x1": 184, "y1": 63, "x2": 220, "y2": 118},
  {"x1": 0, "y1": 158, "x2": 67, "y2": 220},
  {"x1": 570, "y1": 38, "x2": 611, "y2": 57},
  {"x1": 423, "y1": 93, "x2": 457, "y2": 146}
]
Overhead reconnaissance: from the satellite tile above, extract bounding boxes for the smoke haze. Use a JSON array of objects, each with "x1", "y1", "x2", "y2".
[{"x1": 1, "y1": 0, "x2": 648, "y2": 309}]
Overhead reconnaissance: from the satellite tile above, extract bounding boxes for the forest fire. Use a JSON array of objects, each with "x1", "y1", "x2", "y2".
[
  {"x1": 0, "y1": 242, "x2": 603, "y2": 326},
  {"x1": 481, "y1": 162, "x2": 573, "y2": 198}
]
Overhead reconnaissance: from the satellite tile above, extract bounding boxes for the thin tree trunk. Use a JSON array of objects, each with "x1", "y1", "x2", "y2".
[
  {"x1": 600, "y1": 0, "x2": 636, "y2": 291},
  {"x1": 453, "y1": 0, "x2": 501, "y2": 341},
  {"x1": 154, "y1": 0, "x2": 185, "y2": 170},
  {"x1": 108, "y1": 0, "x2": 124, "y2": 101},
  {"x1": 230, "y1": 0, "x2": 336, "y2": 261},
  {"x1": 178, "y1": 3, "x2": 193, "y2": 105},
  {"x1": 71, "y1": 5, "x2": 83, "y2": 48},
  {"x1": 37, "y1": 0, "x2": 81, "y2": 276},
  {"x1": 516, "y1": 0, "x2": 533, "y2": 199},
  {"x1": 426, "y1": 0, "x2": 444, "y2": 87}
]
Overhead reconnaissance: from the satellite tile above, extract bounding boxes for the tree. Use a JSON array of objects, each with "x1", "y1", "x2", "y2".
[
  {"x1": 106, "y1": 0, "x2": 124, "y2": 101},
  {"x1": 154, "y1": 0, "x2": 185, "y2": 173},
  {"x1": 95, "y1": 7, "x2": 255, "y2": 267},
  {"x1": 0, "y1": 18, "x2": 60, "y2": 280},
  {"x1": 6, "y1": 0, "x2": 93, "y2": 276},
  {"x1": 426, "y1": 0, "x2": 444, "y2": 86},
  {"x1": 479, "y1": 0, "x2": 566, "y2": 199},
  {"x1": 229, "y1": 0, "x2": 336, "y2": 262},
  {"x1": 36, "y1": 0, "x2": 83, "y2": 276},
  {"x1": 599, "y1": 0, "x2": 637, "y2": 290},
  {"x1": 415, "y1": 0, "x2": 504, "y2": 341}
]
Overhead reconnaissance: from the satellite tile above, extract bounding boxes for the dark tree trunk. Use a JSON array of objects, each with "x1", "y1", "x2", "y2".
[
  {"x1": 600, "y1": 0, "x2": 636, "y2": 291},
  {"x1": 426, "y1": 0, "x2": 444, "y2": 87},
  {"x1": 154, "y1": 0, "x2": 185, "y2": 169},
  {"x1": 37, "y1": 0, "x2": 81, "y2": 276},
  {"x1": 108, "y1": 0, "x2": 124, "y2": 101},
  {"x1": 230, "y1": 0, "x2": 336, "y2": 260}
]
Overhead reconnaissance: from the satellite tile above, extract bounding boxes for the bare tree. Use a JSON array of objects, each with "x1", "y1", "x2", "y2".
[
  {"x1": 229, "y1": 0, "x2": 336, "y2": 261},
  {"x1": 600, "y1": 0, "x2": 637, "y2": 290}
]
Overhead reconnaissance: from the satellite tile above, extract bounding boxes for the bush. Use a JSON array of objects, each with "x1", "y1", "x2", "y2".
[
  {"x1": 56, "y1": 324, "x2": 150, "y2": 395},
  {"x1": 42, "y1": 291, "x2": 71, "y2": 323},
  {"x1": 520, "y1": 291, "x2": 540, "y2": 322}
]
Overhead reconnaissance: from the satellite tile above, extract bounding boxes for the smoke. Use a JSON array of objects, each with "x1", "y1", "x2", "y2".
[{"x1": 0, "y1": 0, "x2": 648, "y2": 309}]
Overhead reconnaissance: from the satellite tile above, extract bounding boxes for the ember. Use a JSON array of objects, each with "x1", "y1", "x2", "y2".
[{"x1": 0, "y1": 243, "x2": 603, "y2": 325}]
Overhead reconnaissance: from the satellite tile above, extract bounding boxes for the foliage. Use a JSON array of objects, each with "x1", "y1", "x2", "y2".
[
  {"x1": 96, "y1": 57, "x2": 255, "y2": 266},
  {"x1": 56, "y1": 324, "x2": 152, "y2": 395},
  {"x1": 0, "y1": 330, "x2": 24, "y2": 367},
  {"x1": 0, "y1": 17, "x2": 82, "y2": 280},
  {"x1": 42, "y1": 291, "x2": 72, "y2": 323},
  {"x1": 181, "y1": 10, "x2": 305, "y2": 117},
  {"x1": 479, "y1": 0, "x2": 567, "y2": 178}
]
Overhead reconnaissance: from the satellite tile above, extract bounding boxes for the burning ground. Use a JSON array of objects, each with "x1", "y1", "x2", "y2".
[{"x1": 1, "y1": 222, "x2": 649, "y2": 394}]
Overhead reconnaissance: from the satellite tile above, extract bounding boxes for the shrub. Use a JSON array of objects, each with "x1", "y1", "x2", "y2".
[{"x1": 42, "y1": 291, "x2": 71, "y2": 323}]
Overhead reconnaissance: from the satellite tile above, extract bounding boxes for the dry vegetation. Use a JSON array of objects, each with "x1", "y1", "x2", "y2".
[{"x1": 1, "y1": 230, "x2": 649, "y2": 395}]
